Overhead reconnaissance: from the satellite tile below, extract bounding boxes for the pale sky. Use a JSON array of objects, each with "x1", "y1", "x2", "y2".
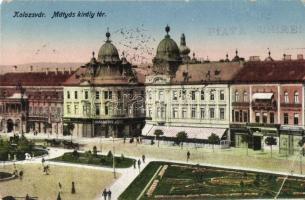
[{"x1": 1, "y1": 0, "x2": 305, "y2": 65}]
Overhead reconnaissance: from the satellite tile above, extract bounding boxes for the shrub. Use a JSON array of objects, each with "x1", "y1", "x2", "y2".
[
  {"x1": 72, "y1": 150, "x2": 79, "y2": 158},
  {"x1": 93, "y1": 146, "x2": 97, "y2": 157},
  {"x1": 107, "y1": 151, "x2": 113, "y2": 158}
]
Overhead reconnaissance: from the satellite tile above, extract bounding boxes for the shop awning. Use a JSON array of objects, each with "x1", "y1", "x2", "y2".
[
  {"x1": 142, "y1": 124, "x2": 226, "y2": 140},
  {"x1": 252, "y1": 93, "x2": 273, "y2": 100}
]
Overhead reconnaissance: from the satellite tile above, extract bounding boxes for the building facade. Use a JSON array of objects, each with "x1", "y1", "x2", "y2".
[
  {"x1": 0, "y1": 71, "x2": 71, "y2": 135},
  {"x1": 63, "y1": 31, "x2": 145, "y2": 138},
  {"x1": 230, "y1": 59, "x2": 305, "y2": 154}
]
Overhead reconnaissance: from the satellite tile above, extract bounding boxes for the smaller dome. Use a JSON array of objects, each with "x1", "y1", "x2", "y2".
[
  {"x1": 155, "y1": 26, "x2": 181, "y2": 61},
  {"x1": 265, "y1": 49, "x2": 274, "y2": 62},
  {"x1": 97, "y1": 30, "x2": 121, "y2": 64}
]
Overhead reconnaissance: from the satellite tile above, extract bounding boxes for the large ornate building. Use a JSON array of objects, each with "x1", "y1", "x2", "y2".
[
  {"x1": 63, "y1": 31, "x2": 145, "y2": 138},
  {"x1": 142, "y1": 26, "x2": 244, "y2": 143}
]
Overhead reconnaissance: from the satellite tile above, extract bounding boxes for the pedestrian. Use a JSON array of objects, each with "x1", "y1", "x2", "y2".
[
  {"x1": 19, "y1": 170, "x2": 23, "y2": 179},
  {"x1": 102, "y1": 189, "x2": 107, "y2": 200},
  {"x1": 71, "y1": 181, "x2": 76, "y2": 194},
  {"x1": 137, "y1": 159, "x2": 141, "y2": 170},
  {"x1": 59, "y1": 182, "x2": 62, "y2": 190},
  {"x1": 142, "y1": 154, "x2": 145, "y2": 163},
  {"x1": 42, "y1": 157, "x2": 45, "y2": 165},
  {"x1": 107, "y1": 189, "x2": 112, "y2": 200},
  {"x1": 187, "y1": 151, "x2": 190, "y2": 162},
  {"x1": 133, "y1": 160, "x2": 136, "y2": 169}
]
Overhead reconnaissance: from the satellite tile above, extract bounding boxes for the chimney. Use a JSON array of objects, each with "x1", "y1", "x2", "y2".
[
  {"x1": 249, "y1": 56, "x2": 260, "y2": 61},
  {"x1": 283, "y1": 54, "x2": 291, "y2": 61},
  {"x1": 46, "y1": 68, "x2": 49, "y2": 75},
  {"x1": 297, "y1": 54, "x2": 304, "y2": 60}
]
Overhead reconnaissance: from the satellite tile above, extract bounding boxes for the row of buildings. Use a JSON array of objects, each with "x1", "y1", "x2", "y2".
[{"x1": 1, "y1": 26, "x2": 305, "y2": 154}]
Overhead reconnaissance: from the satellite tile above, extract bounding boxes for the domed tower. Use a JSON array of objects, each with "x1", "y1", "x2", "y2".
[
  {"x1": 97, "y1": 30, "x2": 121, "y2": 65},
  {"x1": 152, "y1": 25, "x2": 182, "y2": 76},
  {"x1": 179, "y1": 33, "x2": 191, "y2": 63}
]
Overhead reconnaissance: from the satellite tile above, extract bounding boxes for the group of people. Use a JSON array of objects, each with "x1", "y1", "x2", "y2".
[
  {"x1": 133, "y1": 154, "x2": 146, "y2": 171},
  {"x1": 102, "y1": 189, "x2": 111, "y2": 200}
]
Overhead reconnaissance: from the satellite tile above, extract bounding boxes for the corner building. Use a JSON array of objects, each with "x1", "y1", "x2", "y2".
[{"x1": 63, "y1": 31, "x2": 145, "y2": 138}]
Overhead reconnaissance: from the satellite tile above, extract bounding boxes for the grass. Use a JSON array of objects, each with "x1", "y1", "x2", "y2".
[
  {"x1": 122, "y1": 162, "x2": 305, "y2": 200},
  {"x1": 51, "y1": 152, "x2": 135, "y2": 168},
  {"x1": 118, "y1": 161, "x2": 162, "y2": 200},
  {"x1": 0, "y1": 163, "x2": 117, "y2": 200}
]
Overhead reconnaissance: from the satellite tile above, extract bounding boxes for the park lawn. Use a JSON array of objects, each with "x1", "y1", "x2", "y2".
[
  {"x1": 119, "y1": 161, "x2": 162, "y2": 200},
  {"x1": 51, "y1": 152, "x2": 135, "y2": 168},
  {"x1": 0, "y1": 163, "x2": 117, "y2": 200},
  {"x1": 122, "y1": 162, "x2": 305, "y2": 200}
]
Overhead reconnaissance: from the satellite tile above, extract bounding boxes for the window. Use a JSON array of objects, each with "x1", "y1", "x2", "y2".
[
  {"x1": 96, "y1": 91, "x2": 100, "y2": 100},
  {"x1": 243, "y1": 111, "x2": 248, "y2": 122},
  {"x1": 191, "y1": 91, "x2": 196, "y2": 100},
  {"x1": 294, "y1": 92, "x2": 299, "y2": 103},
  {"x1": 284, "y1": 113, "x2": 289, "y2": 124},
  {"x1": 200, "y1": 108, "x2": 205, "y2": 119},
  {"x1": 191, "y1": 107, "x2": 196, "y2": 118},
  {"x1": 255, "y1": 112, "x2": 260, "y2": 123},
  {"x1": 182, "y1": 108, "x2": 187, "y2": 118},
  {"x1": 270, "y1": 112, "x2": 274, "y2": 124},
  {"x1": 95, "y1": 105, "x2": 100, "y2": 115},
  {"x1": 182, "y1": 90, "x2": 186, "y2": 100},
  {"x1": 74, "y1": 104, "x2": 78, "y2": 114},
  {"x1": 210, "y1": 90, "x2": 215, "y2": 101},
  {"x1": 173, "y1": 91, "x2": 178, "y2": 100},
  {"x1": 105, "y1": 105, "x2": 109, "y2": 115},
  {"x1": 235, "y1": 91, "x2": 239, "y2": 102},
  {"x1": 219, "y1": 108, "x2": 225, "y2": 120},
  {"x1": 104, "y1": 91, "x2": 108, "y2": 99},
  {"x1": 243, "y1": 92, "x2": 248, "y2": 102},
  {"x1": 294, "y1": 113, "x2": 299, "y2": 125},
  {"x1": 172, "y1": 108, "x2": 178, "y2": 118},
  {"x1": 220, "y1": 90, "x2": 225, "y2": 100},
  {"x1": 158, "y1": 91, "x2": 164, "y2": 100},
  {"x1": 201, "y1": 90, "x2": 205, "y2": 100},
  {"x1": 161, "y1": 107, "x2": 165, "y2": 118},
  {"x1": 109, "y1": 91, "x2": 112, "y2": 99},
  {"x1": 148, "y1": 108, "x2": 152, "y2": 117},
  {"x1": 235, "y1": 111, "x2": 240, "y2": 122},
  {"x1": 74, "y1": 91, "x2": 78, "y2": 99},
  {"x1": 263, "y1": 113, "x2": 268, "y2": 124},
  {"x1": 117, "y1": 91, "x2": 122, "y2": 100},
  {"x1": 210, "y1": 108, "x2": 215, "y2": 119},
  {"x1": 67, "y1": 105, "x2": 71, "y2": 114},
  {"x1": 284, "y1": 92, "x2": 289, "y2": 103},
  {"x1": 84, "y1": 91, "x2": 89, "y2": 99},
  {"x1": 67, "y1": 91, "x2": 70, "y2": 99}
]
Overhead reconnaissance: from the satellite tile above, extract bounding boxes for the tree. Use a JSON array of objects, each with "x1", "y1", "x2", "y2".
[
  {"x1": 63, "y1": 122, "x2": 75, "y2": 141},
  {"x1": 93, "y1": 146, "x2": 97, "y2": 157},
  {"x1": 154, "y1": 129, "x2": 164, "y2": 147},
  {"x1": 176, "y1": 131, "x2": 188, "y2": 149},
  {"x1": 298, "y1": 137, "x2": 305, "y2": 174},
  {"x1": 208, "y1": 133, "x2": 220, "y2": 152},
  {"x1": 265, "y1": 136, "x2": 277, "y2": 158},
  {"x1": 241, "y1": 133, "x2": 250, "y2": 156}
]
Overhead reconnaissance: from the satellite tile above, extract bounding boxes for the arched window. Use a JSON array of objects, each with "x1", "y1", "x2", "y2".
[
  {"x1": 235, "y1": 91, "x2": 239, "y2": 102},
  {"x1": 243, "y1": 91, "x2": 248, "y2": 102},
  {"x1": 284, "y1": 91, "x2": 289, "y2": 103},
  {"x1": 294, "y1": 91, "x2": 299, "y2": 103}
]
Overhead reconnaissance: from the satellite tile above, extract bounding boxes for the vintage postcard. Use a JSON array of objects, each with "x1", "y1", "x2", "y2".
[{"x1": 1, "y1": 0, "x2": 305, "y2": 199}]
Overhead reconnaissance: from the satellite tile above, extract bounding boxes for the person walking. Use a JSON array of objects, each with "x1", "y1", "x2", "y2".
[
  {"x1": 142, "y1": 154, "x2": 145, "y2": 163},
  {"x1": 137, "y1": 159, "x2": 141, "y2": 172},
  {"x1": 107, "y1": 189, "x2": 112, "y2": 200},
  {"x1": 102, "y1": 189, "x2": 107, "y2": 200},
  {"x1": 187, "y1": 151, "x2": 191, "y2": 162},
  {"x1": 59, "y1": 182, "x2": 62, "y2": 192},
  {"x1": 71, "y1": 181, "x2": 76, "y2": 194},
  {"x1": 133, "y1": 159, "x2": 136, "y2": 169}
]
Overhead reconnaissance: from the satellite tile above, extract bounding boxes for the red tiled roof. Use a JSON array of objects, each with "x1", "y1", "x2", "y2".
[
  {"x1": 0, "y1": 72, "x2": 73, "y2": 86},
  {"x1": 233, "y1": 60, "x2": 305, "y2": 83}
]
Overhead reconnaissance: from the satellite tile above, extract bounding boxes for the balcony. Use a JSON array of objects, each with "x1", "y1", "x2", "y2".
[
  {"x1": 232, "y1": 102, "x2": 250, "y2": 107},
  {"x1": 280, "y1": 103, "x2": 302, "y2": 108},
  {"x1": 251, "y1": 101, "x2": 277, "y2": 111}
]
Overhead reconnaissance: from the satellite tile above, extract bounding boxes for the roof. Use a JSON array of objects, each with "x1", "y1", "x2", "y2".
[
  {"x1": 0, "y1": 71, "x2": 73, "y2": 86},
  {"x1": 170, "y1": 61, "x2": 243, "y2": 84},
  {"x1": 252, "y1": 93, "x2": 273, "y2": 100},
  {"x1": 233, "y1": 60, "x2": 305, "y2": 83}
]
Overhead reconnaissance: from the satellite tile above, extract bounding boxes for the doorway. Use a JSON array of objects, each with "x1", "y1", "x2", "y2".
[
  {"x1": 253, "y1": 136, "x2": 262, "y2": 150},
  {"x1": 7, "y1": 119, "x2": 14, "y2": 133}
]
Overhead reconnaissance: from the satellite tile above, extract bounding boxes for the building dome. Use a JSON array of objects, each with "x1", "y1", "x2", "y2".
[
  {"x1": 179, "y1": 34, "x2": 190, "y2": 55},
  {"x1": 155, "y1": 25, "x2": 181, "y2": 61},
  {"x1": 97, "y1": 30, "x2": 121, "y2": 64}
]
